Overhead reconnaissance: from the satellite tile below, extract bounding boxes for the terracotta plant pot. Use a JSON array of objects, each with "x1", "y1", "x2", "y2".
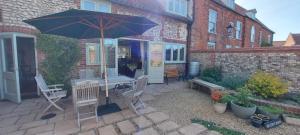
[
  {"x1": 213, "y1": 103, "x2": 227, "y2": 114},
  {"x1": 231, "y1": 101, "x2": 257, "y2": 119},
  {"x1": 283, "y1": 114, "x2": 300, "y2": 127}
]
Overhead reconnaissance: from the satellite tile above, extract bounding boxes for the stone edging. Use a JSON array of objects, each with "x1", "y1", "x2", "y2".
[{"x1": 250, "y1": 98, "x2": 300, "y2": 115}]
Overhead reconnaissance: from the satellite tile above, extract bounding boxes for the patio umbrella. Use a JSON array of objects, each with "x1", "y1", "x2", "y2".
[{"x1": 24, "y1": 9, "x2": 157, "y2": 114}]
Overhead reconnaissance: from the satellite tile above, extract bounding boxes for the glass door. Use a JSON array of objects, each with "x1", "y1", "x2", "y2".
[
  {"x1": 0, "y1": 34, "x2": 21, "y2": 103},
  {"x1": 148, "y1": 42, "x2": 164, "y2": 83}
]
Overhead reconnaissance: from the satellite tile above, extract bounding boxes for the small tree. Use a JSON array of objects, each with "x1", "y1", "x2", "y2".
[{"x1": 37, "y1": 34, "x2": 81, "y2": 92}]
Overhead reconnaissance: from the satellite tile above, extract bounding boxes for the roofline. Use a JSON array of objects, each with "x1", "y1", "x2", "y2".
[
  {"x1": 211, "y1": 0, "x2": 274, "y2": 33},
  {"x1": 109, "y1": 0, "x2": 192, "y2": 23}
]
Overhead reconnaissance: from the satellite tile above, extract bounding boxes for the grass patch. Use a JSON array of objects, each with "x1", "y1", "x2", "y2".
[{"x1": 191, "y1": 119, "x2": 245, "y2": 135}]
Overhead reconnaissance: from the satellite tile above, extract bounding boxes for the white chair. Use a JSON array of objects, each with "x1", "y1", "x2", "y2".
[
  {"x1": 79, "y1": 69, "x2": 96, "y2": 79},
  {"x1": 122, "y1": 76, "x2": 148, "y2": 114},
  {"x1": 35, "y1": 74, "x2": 67, "y2": 114},
  {"x1": 72, "y1": 80, "x2": 99, "y2": 127}
]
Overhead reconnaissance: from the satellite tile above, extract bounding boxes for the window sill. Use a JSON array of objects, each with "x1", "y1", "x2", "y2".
[{"x1": 165, "y1": 61, "x2": 186, "y2": 64}]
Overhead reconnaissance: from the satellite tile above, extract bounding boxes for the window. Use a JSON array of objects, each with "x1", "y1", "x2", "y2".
[
  {"x1": 250, "y1": 26, "x2": 255, "y2": 43},
  {"x1": 208, "y1": 42, "x2": 216, "y2": 49},
  {"x1": 167, "y1": 0, "x2": 187, "y2": 16},
  {"x1": 0, "y1": 9, "x2": 2, "y2": 22},
  {"x1": 81, "y1": 0, "x2": 111, "y2": 13},
  {"x1": 86, "y1": 43, "x2": 100, "y2": 65},
  {"x1": 165, "y1": 43, "x2": 186, "y2": 63},
  {"x1": 236, "y1": 21, "x2": 242, "y2": 39},
  {"x1": 268, "y1": 35, "x2": 272, "y2": 44},
  {"x1": 3, "y1": 38, "x2": 14, "y2": 72},
  {"x1": 259, "y1": 31, "x2": 263, "y2": 45},
  {"x1": 225, "y1": 45, "x2": 232, "y2": 49},
  {"x1": 208, "y1": 9, "x2": 217, "y2": 34}
]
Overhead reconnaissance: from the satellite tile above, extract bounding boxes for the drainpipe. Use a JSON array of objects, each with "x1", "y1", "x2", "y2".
[{"x1": 185, "y1": 0, "x2": 196, "y2": 76}]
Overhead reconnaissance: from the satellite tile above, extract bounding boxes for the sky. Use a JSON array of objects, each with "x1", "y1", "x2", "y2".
[{"x1": 235, "y1": 0, "x2": 300, "y2": 41}]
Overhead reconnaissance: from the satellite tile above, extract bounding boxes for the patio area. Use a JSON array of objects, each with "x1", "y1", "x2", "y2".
[{"x1": 0, "y1": 82, "x2": 218, "y2": 135}]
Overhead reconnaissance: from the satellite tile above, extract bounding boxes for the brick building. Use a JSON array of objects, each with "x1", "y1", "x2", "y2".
[
  {"x1": 0, "y1": 0, "x2": 192, "y2": 103},
  {"x1": 190, "y1": 0, "x2": 274, "y2": 51}
]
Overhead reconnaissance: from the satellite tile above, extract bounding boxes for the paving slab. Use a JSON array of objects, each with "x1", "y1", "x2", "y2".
[
  {"x1": 146, "y1": 112, "x2": 169, "y2": 124},
  {"x1": 0, "y1": 117, "x2": 19, "y2": 127},
  {"x1": 205, "y1": 131, "x2": 222, "y2": 135},
  {"x1": 132, "y1": 116, "x2": 153, "y2": 129},
  {"x1": 167, "y1": 131, "x2": 181, "y2": 135},
  {"x1": 137, "y1": 106, "x2": 156, "y2": 114},
  {"x1": 25, "y1": 124, "x2": 54, "y2": 135},
  {"x1": 6, "y1": 130, "x2": 26, "y2": 135},
  {"x1": 120, "y1": 109, "x2": 136, "y2": 119},
  {"x1": 78, "y1": 130, "x2": 96, "y2": 135},
  {"x1": 20, "y1": 120, "x2": 47, "y2": 130},
  {"x1": 133, "y1": 127, "x2": 159, "y2": 135},
  {"x1": 102, "y1": 112, "x2": 124, "y2": 124},
  {"x1": 0, "y1": 125, "x2": 20, "y2": 135},
  {"x1": 81, "y1": 118, "x2": 104, "y2": 131},
  {"x1": 54, "y1": 120, "x2": 80, "y2": 135},
  {"x1": 178, "y1": 123, "x2": 207, "y2": 135},
  {"x1": 116, "y1": 120, "x2": 137, "y2": 134},
  {"x1": 157, "y1": 121, "x2": 180, "y2": 132},
  {"x1": 98, "y1": 125, "x2": 118, "y2": 135},
  {"x1": 16, "y1": 113, "x2": 37, "y2": 125}
]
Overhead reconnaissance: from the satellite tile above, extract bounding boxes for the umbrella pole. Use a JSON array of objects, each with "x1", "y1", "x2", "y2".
[{"x1": 100, "y1": 19, "x2": 109, "y2": 105}]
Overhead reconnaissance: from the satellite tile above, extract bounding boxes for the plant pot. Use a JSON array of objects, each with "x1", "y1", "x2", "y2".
[
  {"x1": 231, "y1": 101, "x2": 257, "y2": 119},
  {"x1": 282, "y1": 114, "x2": 300, "y2": 126},
  {"x1": 250, "y1": 115, "x2": 263, "y2": 128},
  {"x1": 257, "y1": 108, "x2": 281, "y2": 120},
  {"x1": 213, "y1": 103, "x2": 227, "y2": 114}
]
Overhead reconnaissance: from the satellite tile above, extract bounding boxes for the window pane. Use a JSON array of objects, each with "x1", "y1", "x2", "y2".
[
  {"x1": 88, "y1": 45, "x2": 97, "y2": 64},
  {"x1": 179, "y1": 46, "x2": 184, "y2": 61},
  {"x1": 173, "y1": 46, "x2": 178, "y2": 61},
  {"x1": 98, "y1": 4, "x2": 109, "y2": 13},
  {"x1": 105, "y1": 45, "x2": 115, "y2": 68},
  {"x1": 208, "y1": 22, "x2": 216, "y2": 33},
  {"x1": 165, "y1": 45, "x2": 172, "y2": 61},
  {"x1": 168, "y1": 0, "x2": 174, "y2": 11},
  {"x1": 175, "y1": 0, "x2": 180, "y2": 13},
  {"x1": 3, "y1": 38, "x2": 14, "y2": 72},
  {"x1": 83, "y1": 0, "x2": 95, "y2": 11}
]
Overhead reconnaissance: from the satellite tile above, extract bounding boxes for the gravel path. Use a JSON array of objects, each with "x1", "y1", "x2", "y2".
[{"x1": 146, "y1": 82, "x2": 300, "y2": 135}]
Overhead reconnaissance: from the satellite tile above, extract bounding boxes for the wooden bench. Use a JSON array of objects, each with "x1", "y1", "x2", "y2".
[
  {"x1": 189, "y1": 79, "x2": 225, "y2": 94},
  {"x1": 164, "y1": 68, "x2": 183, "y2": 85}
]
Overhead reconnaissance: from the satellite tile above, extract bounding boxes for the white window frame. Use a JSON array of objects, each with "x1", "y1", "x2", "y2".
[
  {"x1": 86, "y1": 43, "x2": 100, "y2": 65},
  {"x1": 236, "y1": 21, "x2": 242, "y2": 39},
  {"x1": 164, "y1": 43, "x2": 186, "y2": 64},
  {"x1": 167, "y1": 0, "x2": 188, "y2": 17},
  {"x1": 208, "y1": 9, "x2": 217, "y2": 34},
  {"x1": 207, "y1": 42, "x2": 216, "y2": 49},
  {"x1": 81, "y1": 0, "x2": 111, "y2": 13},
  {"x1": 250, "y1": 26, "x2": 255, "y2": 43}
]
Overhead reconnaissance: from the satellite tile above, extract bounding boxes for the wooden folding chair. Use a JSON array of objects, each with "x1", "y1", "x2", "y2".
[
  {"x1": 122, "y1": 76, "x2": 148, "y2": 114},
  {"x1": 72, "y1": 80, "x2": 99, "y2": 127},
  {"x1": 35, "y1": 74, "x2": 67, "y2": 114}
]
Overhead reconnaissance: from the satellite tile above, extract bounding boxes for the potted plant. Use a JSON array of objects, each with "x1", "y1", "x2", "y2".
[
  {"x1": 231, "y1": 87, "x2": 257, "y2": 119},
  {"x1": 257, "y1": 105, "x2": 284, "y2": 119},
  {"x1": 211, "y1": 91, "x2": 234, "y2": 114},
  {"x1": 282, "y1": 114, "x2": 300, "y2": 126}
]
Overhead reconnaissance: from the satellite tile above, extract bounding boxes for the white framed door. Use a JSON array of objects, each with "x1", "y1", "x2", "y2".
[
  {"x1": 0, "y1": 34, "x2": 21, "y2": 103},
  {"x1": 148, "y1": 42, "x2": 164, "y2": 83}
]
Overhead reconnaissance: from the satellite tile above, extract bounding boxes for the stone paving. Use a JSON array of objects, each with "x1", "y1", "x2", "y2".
[{"x1": 0, "y1": 82, "x2": 217, "y2": 135}]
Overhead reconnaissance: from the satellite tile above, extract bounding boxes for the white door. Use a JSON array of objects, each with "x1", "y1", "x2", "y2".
[
  {"x1": 148, "y1": 42, "x2": 164, "y2": 83},
  {"x1": 0, "y1": 34, "x2": 21, "y2": 103}
]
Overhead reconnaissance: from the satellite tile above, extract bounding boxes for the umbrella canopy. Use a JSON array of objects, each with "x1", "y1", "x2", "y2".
[
  {"x1": 24, "y1": 9, "x2": 157, "y2": 39},
  {"x1": 24, "y1": 9, "x2": 157, "y2": 106}
]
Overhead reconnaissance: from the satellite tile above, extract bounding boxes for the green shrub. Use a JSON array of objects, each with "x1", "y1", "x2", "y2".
[
  {"x1": 37, "y1": 34, "x2": 81, "y2": 92},
  {"x1": 201, "y1": 66, "x2": 222, "y2": 82},
  {"x1": 220, "y1": 94, "x2": 236, "y2": 104},
  {"x1": 246, "y1": 71, "x2": 288, "y2": 98},
  {"x1": 259, "y1": 105, "x2": 284, "y2": 115},
  {"x1": 220, "y1": 73, "x2": 249, "y2": 90},
  {"x1": 191, "y1": 119, "x2": 245, "y2": 135},
  {"x1": 233, "y1": 87, "x2": 254, "y2": 107}
]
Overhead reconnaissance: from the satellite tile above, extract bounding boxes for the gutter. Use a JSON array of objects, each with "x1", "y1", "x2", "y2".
[{"x1": 185, "y1": 0, "x2": 196, "y2": 75}]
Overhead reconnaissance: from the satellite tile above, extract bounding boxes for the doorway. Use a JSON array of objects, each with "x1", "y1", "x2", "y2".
[
  {"x1": 17, "y1": 37, "x2": 37, "y2": 99},
  {"x1": 117, "y1": 39, "x2": 147, "y2": 78}
]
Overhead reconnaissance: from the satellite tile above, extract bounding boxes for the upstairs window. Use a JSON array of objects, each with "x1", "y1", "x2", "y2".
[
  {"x1": 81, "y1": 0, "x2": 111, "y2": 13},
  {"x1": 236, "y1": 21, "x2": 242, "y2": 39},
  {"x1": 224, "y1": 0, "x2": 235, "y2": 9},
  {"x1": 208, "y1": 9, "x2": 217, "y2": 34},
  {"x1": 250, "y1": 26, "x2": 255, "y2": 43},
  {"x1": 167, "y1": 0, "x2": 188, "y2": 17}
]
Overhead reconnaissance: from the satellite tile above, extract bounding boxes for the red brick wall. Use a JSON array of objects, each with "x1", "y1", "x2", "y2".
[{"x1": 191, "y1": 0, "x2": 273, "y2": 51}]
